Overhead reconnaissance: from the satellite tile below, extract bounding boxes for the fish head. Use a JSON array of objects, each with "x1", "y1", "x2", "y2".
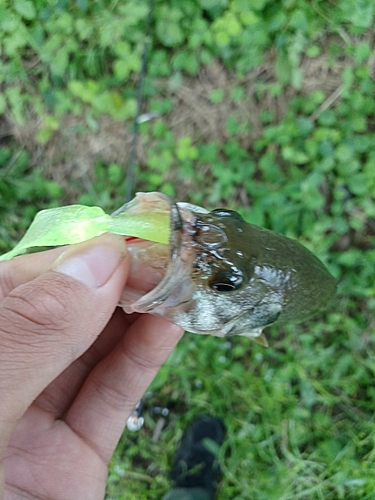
[{"x1": 119, "y1": 193, "x2": 336, "y2": 344}]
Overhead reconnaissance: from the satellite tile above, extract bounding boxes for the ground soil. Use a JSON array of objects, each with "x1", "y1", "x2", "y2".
[{"x1": 2, "y1": 50, "x2": 349, "y2": 203}]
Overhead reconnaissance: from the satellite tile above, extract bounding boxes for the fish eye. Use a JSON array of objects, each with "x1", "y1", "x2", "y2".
[
  {"x1": 209, "y1": 269, "x2": 243, "y2": 292},
  {"x1": 211, "y1": 209, "x2": 244, "y2": 221}
]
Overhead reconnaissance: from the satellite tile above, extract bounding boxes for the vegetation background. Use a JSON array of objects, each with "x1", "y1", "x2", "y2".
[{"x1": 1, "y1": 0, "x2": 375, "y2": 498}]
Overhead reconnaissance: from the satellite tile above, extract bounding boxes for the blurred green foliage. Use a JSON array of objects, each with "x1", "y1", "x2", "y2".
[
  {"x1": 1, "y1": 0, "x2": 375, "y2": 499},
  {"x1": 1, "y1": 0, "x2": 374, "y2": 125}
]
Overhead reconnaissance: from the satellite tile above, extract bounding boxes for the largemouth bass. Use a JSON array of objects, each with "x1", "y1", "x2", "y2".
[{"x1": 119, "y1": 193, "x2": 336, "y2": 345}]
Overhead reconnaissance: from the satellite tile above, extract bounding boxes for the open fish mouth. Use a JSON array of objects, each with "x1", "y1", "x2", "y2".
[{"x1": 117, "y1": 192, "x2": 205, "y2": 318}]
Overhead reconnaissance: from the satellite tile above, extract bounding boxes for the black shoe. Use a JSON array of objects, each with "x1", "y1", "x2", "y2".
[{"x1": 170, "y1": 415, "x2": 226, "y2": 499}]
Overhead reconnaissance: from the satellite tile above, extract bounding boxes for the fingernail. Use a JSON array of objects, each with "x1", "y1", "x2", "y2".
[{"x1": 53, "y1": 234, "x2": 127, "y2": 288}]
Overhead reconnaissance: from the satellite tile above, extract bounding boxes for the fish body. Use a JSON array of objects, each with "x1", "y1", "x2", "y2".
[{"x1": 119, "y1": 193, "x2": 336, "y2": 343}]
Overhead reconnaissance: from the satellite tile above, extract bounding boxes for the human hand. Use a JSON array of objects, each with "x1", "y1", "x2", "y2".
[{"x1": 0, "y1": 233, "x2": 183, "y2": 499}]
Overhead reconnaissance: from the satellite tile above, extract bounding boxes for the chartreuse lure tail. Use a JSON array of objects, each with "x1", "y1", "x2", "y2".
[{"x1": 0, "y1": 205, "x2": 170, "y2": 262}]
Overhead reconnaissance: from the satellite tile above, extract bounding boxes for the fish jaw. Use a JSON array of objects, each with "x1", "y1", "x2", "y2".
[
  {"x1": 152, "y1": 285, "x2": 282, "y2": 339},
  {"x1": 118, "y1": 192, "x2": 206, "y2": 315}
]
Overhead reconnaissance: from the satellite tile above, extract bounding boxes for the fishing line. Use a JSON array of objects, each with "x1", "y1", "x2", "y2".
[
  {"x1": 125, "y1": 0, "x2": 155, "y2": 432},
  {"x1": 124, "y1": 0, "x2": 155, "y2": 203}
]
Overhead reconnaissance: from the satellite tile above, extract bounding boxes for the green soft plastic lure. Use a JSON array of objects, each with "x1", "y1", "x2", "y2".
[{"x1": 0, "y1": 204, "x2": 170, "y2": 262}]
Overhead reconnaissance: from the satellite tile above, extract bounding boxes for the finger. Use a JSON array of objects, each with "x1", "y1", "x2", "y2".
[
  {"x1": 0, "y1": 247, "x2": 67, "y2": 301},
  {"x1": 33, "y1": 309, "x2": 139, "y2": 417},
  {"x1": 65, "y1": 315, "x2": 184, "y2": 463},
  {"x1": 0, "y1": 233, "x2": 128, "y2": 426}
]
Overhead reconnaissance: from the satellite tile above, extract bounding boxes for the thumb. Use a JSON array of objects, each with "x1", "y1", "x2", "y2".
[{"x1": 0, "y1": 233, "x2": 128, "y2": 422}]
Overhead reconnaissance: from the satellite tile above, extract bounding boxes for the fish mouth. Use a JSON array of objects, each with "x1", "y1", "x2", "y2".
[{"x1": 116, "y1": 192, "x2": 206, "y2": 316}]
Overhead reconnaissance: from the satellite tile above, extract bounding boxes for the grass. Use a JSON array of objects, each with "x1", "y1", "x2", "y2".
[
  {"x1": 1, "y1": 0, "x2": 375, "y2": 498},
  {"x1": 105, "y1": 311, "x2": 375, "y2": 499}
]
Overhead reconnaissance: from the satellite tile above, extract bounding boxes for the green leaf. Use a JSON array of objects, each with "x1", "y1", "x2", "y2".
[
  {"x1": 199, "y1": 142, "x2": 219, "y2": 163},
  {"x1": 306, "y1": 45, "x2": 321, "y2": 58},
  {"x1": 282, "y1": 146, "x2": 309, "y2": 164},
  {"x1": 172, "y1": 51, "x2": 199, "y2": 75},
  {"x1": 214, "y1": 30, "x2": 230, "y2": 46},
  {"x1": 354, "y1": 42, "x2": 372, "y2": 64},
  {"x1": 113, "y1": 59, "x2": 131, "y2": 80},
  {"x1": 335, "y1": 144, "x2": 354, "y2": 163},
  {"x1": 156, "y1": 9, "x2": 185, "y2": 47},
  {"x1": 4, "y1": 29, "x2": 28, "y2": 56},
  {"x1": 176, "y1": 137, "x2": 198, "y2": 161},
  {"x1": 290, "y1": 9, "x2": 309, "y2": 33},
  {"x1": 209, "y1": 89, "x2": 225, "y2": 103},
  {"x1": 239, "y1": 10, "x2": 259, "y2": 25},
  {"x1": 347, "y1": 173, "x2": 369, "y2": 195},
  {"x1": 161, "y1": 23, "x2": 184, "y2": 47},
  {"x1": 108, "y1": 164, "x2": 123, "y2": 186},
  {"x1": 14, "y1": 0, "x2": 36, "y2": 20},
  {"x1": 340, "y1": 0, "x2": 374, "y2": 29},
  {"x1": 50, "y1": 47, "x2": 69, "y2": 77},
  {"x1": 225, "y1": 13, "x2": 242, "y2": 36},
  {"x1": 231, "y1": 86, "x2": 245, "y2": 102}
]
